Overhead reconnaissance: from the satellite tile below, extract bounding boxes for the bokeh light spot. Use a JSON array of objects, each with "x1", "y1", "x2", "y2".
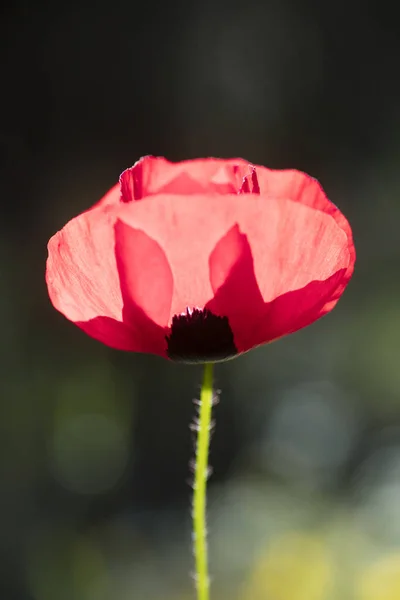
[
  {"x1": 357, "y1": 554, "x2": 400, "y2": 600},
  {"x1": 241, "y1": 531, "x2": 332, "y2": 600}
]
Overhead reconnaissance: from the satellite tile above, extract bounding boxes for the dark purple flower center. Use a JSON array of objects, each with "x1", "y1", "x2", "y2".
[{"x1": 166, "y1": 308, "x2": 237, "y2": 363}]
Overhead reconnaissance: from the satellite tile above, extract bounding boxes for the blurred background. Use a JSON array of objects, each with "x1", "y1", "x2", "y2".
[{"x1": 1, "y1": 1, "x2": 400, "y2": 598}]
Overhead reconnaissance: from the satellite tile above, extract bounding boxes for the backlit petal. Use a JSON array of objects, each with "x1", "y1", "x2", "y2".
[
  {"x1": 120, "y1": 156, "x2": 252, "y2": 199},
  {"x1": 46, "y1": 204, "x2": 168, "y2": 355},
  {"x1": 117, "y1": 190, "x2": 353, "y2": 349}
]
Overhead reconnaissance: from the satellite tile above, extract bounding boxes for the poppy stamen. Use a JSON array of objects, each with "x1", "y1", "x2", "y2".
[{"x1": 166, "y1": 308, "x2": 237, "y2": 363}]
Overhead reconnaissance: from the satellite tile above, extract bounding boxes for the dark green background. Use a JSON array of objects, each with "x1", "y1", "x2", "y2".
[{"x1": 1, "y1": 1, "x2": 400, "y2": 598}]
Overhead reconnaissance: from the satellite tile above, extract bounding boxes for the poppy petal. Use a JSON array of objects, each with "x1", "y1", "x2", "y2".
[
  {"x1": 46, "y1": 205, "x2": 168, "y2": 355},
  {"x1": 73, "y1": 315, "x2": 149, "y2": 352},
  {"x1": 117, "y1": 195, "x2": 217, "y2": 318},
  {"x1": 114, "y1": 220, "x2": 173, "y2": 355},
  {"x1": 207, "y1": 225, "x2": 266, "y2": 353},
  {"x1": 252, "y1": 268, "x2": 349, "y2": 347},
  {"x1": 119, "y1": 156, "x2": 253, "y2": 200},
  {"x1": 116, "y1": 188, "x2": 353, "y2": 347},
  {"x1": 253, "y1": 167, "x2": 355, "y2": 297},
  {"x1": 255, "y1": 165, "x2": 354, "y2": 231},
  {"x1": 207, "y1": 223, "x2": 352, "y2": 352}
]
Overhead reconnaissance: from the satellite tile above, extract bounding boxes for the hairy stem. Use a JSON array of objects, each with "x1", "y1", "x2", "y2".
[{"x1": 193, "y1": 362, "x2": 214, "y2": 600}]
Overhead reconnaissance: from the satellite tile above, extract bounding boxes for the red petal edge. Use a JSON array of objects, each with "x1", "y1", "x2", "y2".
[
  {"x1": 207, "y1": 169, "x2": 355, "y2": 352},
  {"x1": 46, "y1": 204, "x2": 170, "y2": 356}
]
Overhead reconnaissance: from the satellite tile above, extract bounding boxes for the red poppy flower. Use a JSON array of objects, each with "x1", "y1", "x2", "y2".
[{"x1": 46, "y1": 156, "x2": 355, "y2": 362}]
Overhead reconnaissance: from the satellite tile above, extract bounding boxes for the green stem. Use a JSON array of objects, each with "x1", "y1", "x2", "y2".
[{"x1": 193, "y1": 362, "x2": 214, "y2": 600}]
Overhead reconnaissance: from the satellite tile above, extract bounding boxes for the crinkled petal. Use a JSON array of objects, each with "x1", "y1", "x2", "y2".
[
  {"x1": 253, "y1": 166, "x2": 355, "y2": 292},
  {"x1": 252, "y1": 269, "x2": 348, "y2": 347},
  {"x1": 46, "y1": 204, "x2": 168, "y2": 355},
  {"x1": 114, "y1": 220, "x2": 173, "y2": 355},
  {"x1": 207, "y1": 225, "x2": 266, "y2": 352},
  {"x1": 116, "y1": 187, "x2": 354, "y2": 346},
  {"x1": 207, "y1": 226, "x2": 351, "y2": 352},
  {"x1": 120, "y1": 156, "x2": 253, "y2": 200},
  {"x1": 46, "y1": 162, "x2": 355, "y2": 357}
]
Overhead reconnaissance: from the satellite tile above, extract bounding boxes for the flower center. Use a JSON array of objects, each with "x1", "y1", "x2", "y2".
[{"x1": 166, "y1": 308, "x2": 238, "y2": 363}]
